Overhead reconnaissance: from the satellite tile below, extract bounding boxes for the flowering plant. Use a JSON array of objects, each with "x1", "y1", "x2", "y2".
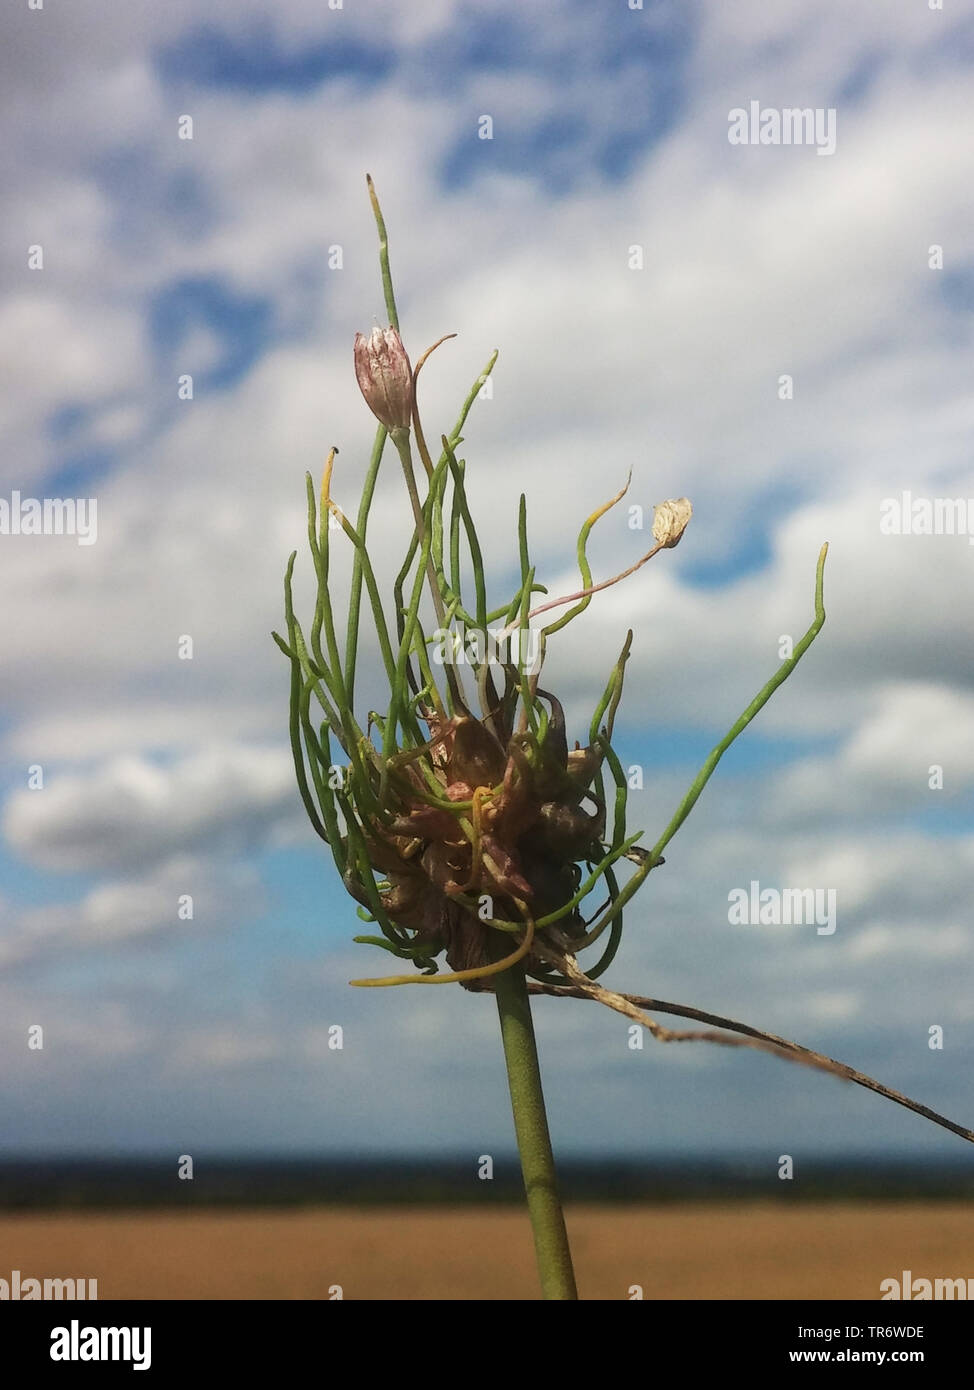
[{"x1": 275, "y1": 178, "x2": 974, "y2": 1299}]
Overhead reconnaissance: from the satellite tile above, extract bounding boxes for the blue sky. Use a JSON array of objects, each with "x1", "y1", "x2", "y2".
[{"x1": 1, "y1": 0, "x2": 974, "y2": 1165}]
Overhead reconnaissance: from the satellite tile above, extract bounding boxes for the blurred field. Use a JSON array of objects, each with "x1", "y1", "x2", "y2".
[{"x1": 1, "y1": 1202, "x2": 971, "y2": 1300}]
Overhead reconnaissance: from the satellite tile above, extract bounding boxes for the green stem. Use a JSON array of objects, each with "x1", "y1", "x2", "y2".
[
  {"x1": 391, "y1": 425, "x2": 468, "y2": 711},
  {"x1": 579, "y1": 542, "x2": 830, "y2": 944},
  {"x1": 366, "y1": 173, "x2": 399, "y2": 330},
  {"x1": 344, "y1": 424, "x2": 388, "y2": 707},
  {"x1": 648, "y1": 539, "x2": 829, "y2": 864},
  {"x1": 492, "y1": 961, "x2": 578, "y2": 1300}
]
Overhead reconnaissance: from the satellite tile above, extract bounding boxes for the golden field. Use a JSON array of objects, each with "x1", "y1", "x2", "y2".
[{"x1": 1, "y1": 1201, "x2": 972, "y2": 1300}]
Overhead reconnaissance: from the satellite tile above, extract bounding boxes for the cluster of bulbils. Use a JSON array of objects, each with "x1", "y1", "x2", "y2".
[{"x1": 366, "y1": 694, "x2": 609, "y2": 982}]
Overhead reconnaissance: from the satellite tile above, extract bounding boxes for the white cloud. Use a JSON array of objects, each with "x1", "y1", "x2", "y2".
[
  {"x1": 0, "y1": 855, "x2": 262, "y2": 968},
  {"x1": 3, "y1": 748, "x2": 297, "y2": 872},
  {"x1": 845, "y1": 922, "x2": 971, "y2": 965}
]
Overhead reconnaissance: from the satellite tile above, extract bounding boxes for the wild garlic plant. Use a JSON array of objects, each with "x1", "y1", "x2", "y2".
[{"x1": 275, "y1": 177, "x2": 974, "y2": 1300}]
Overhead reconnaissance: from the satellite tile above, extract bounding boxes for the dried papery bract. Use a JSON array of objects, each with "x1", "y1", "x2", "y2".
[
  {"x1": 275, "y1": 177, "x2": 974, "y2": 1302},
  {"x1": 652, "y1": 496, "x2": 692, "y2": 548}
]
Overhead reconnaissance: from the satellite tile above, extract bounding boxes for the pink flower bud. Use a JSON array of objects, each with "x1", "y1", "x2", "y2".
[{"x1": 353, "y1": 326, "x2": 414, "y2": 431}]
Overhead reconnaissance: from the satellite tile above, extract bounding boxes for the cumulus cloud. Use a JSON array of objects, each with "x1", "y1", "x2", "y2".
[
  {"x1": 0, "y1": 855, "x2": 262, "y2": 970},
  {"x1": 3, "y1": 747, "x2": 298, "y2": 873},
  {"x1": 769, "y1": 682, "x2": 974, "y2": 822}
]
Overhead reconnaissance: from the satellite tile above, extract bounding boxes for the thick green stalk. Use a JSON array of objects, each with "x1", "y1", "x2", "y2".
[{"x1": 492, "y1": 961, "x2": 578, "y2": 1300}]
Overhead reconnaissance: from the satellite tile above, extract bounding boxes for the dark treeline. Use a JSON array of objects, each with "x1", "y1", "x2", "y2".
[{"x1": 1, "y1": 1155, "x2": 972, "y2": 1210}]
